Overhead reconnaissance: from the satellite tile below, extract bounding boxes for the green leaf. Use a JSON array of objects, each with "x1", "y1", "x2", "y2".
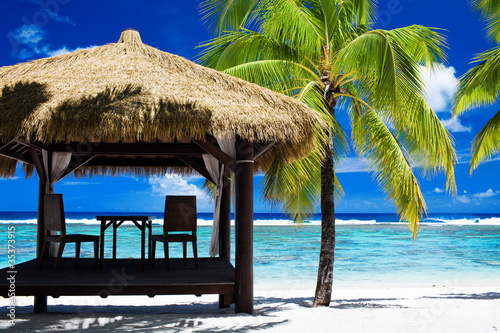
[
  {"x1": 471, "y1": 109, "x2": 500, "y2": 171},
  {"x1": 352, "y1": 108, "x2": 427, "y2": 237},
  {"x1": 199, "y1": 0, "x2": 260, "y2": 35},
  {"x1": 453, "y1": 46, "x2": 500, "y2": 115}
]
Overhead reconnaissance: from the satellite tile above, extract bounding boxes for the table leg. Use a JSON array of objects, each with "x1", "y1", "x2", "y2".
[
  {"x1": 148, "y1": 220, "x2": 152, "y2": 263},
  {"x1": 113, "y1": 220, "x2": 117, "y2": 266},
  {"x1": 100, "y1": 220, "x2": 105, "y2": 270},
  {"x1": 141, "y1": 220, "x2": 145, "y2": 271}
]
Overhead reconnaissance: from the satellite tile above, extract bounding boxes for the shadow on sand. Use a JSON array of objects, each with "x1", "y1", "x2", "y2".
[
  {"x1": 424, "y1": 292, "x2": 500, "y2": 300},
  {"x1": 2, "y1": 298, "x2": 291, "y2": 332},
  {"x1": 3, "y1": 292, "x2": 499, "y2": 331}
]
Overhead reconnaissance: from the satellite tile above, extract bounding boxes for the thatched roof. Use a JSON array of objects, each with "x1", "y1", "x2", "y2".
[{"x1": 0, "y1": 29, "x2": 324, "y2": 177}]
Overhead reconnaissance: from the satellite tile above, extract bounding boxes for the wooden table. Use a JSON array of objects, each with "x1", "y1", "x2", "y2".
[{"x1": 97, "y1": 215, "x2": 155, "y2": 271}]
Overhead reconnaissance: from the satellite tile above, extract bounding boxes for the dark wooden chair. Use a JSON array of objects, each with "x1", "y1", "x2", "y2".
[
  {"x1": 38, "y1": 194, "x2": 99, "y2": 271},
  {"x1": 151, "y1": 196, "x2": 199, "y2": 271}
]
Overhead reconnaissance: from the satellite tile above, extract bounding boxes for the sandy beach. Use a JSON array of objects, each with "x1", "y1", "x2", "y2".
[{"x1": 2, "y1": 281, "x2": 499, "y2": 332}]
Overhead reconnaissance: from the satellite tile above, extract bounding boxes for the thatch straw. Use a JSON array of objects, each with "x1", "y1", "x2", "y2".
[{"x1": 0, "y1": 29, "x2": 324, "y2": 177}]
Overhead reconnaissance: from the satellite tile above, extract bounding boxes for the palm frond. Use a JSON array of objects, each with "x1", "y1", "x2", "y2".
[
  {"x1": 333, "y1": 30, "x2": 416, "y2": 112},
  {"x1": 472, "y1": 0, "x2": 500, "y2": 15},
  {"x1": 297, "y1": 82, "x2": 349, "y2": 159},
  {"x1": 222, "y1": 59, "x2": 318, "y2": 94},
  {"x1": 333, "y1": 24, "x2": 456, "y2": 195},
  {"x1": 453, "y1": 46, "x2": 500, "y2": 115},
  {"x1": 393, "y1": 95, "x2": 457, "y2": 195},
  {"x1": 352, "y1": 108, "x2": 427, "y2": 238},
  {"x1": 334, "y1": 26, "x2": 447, "y2": 113},
  {"x1": 260, "y1": 152, "x2": 321, "y2": 223},
  {"x1": 260, "y1": 0, "x2": 324, "y2": 54},
  {"x1": 199, "y1": 0, "x2": 260, "y2": 35},
  {"x1": 353, "y1": 0, "x2": 377, "y2": 25},
  {"x1": 197, "y1": 30, "x2": 307, "y2": 71},
  {"x1": 471, "y1": 0, "x2": 500, "y2": 42},
  {"x1": 471, "y1": 109, "x2": 500, "y2": 171},
  {"x1": 485, "y1": 13, "x2": 500, "y2": 43},
  {"x1": 388, "y1": 25, "x2": 447, "y2": 67},
  {"x1": 261, "y1": 148, "x2": 344, "y2": 223}
]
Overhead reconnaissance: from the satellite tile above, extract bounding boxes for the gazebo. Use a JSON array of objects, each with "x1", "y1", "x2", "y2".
[{"x1": 0, "y1": 29, "x2": 324, "y2": 314}]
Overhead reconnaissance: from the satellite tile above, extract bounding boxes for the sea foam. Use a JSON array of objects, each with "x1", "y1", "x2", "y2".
[{"x1": 1, "y1": 216, "x2": 500, "y2": 226}]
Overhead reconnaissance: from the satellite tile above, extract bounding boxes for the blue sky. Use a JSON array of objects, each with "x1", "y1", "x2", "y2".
[{"x1": 0, "y1": 0, "x2": 499, "y2": 214}]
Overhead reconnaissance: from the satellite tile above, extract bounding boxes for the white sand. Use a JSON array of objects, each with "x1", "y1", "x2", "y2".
[{"x1": 1, "y1": 282, "x2": 499, "y2": 332}]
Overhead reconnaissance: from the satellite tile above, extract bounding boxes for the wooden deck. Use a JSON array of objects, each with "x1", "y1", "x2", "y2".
[{"x1": 0, "y1": 257, "x2": 235, "y2": 298}]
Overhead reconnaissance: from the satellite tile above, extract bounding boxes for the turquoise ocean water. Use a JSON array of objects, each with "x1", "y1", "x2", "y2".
[{"x1": 1, "y1": 212, "x2": 499, "y2": 289}]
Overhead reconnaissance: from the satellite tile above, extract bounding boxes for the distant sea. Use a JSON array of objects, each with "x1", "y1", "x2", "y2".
[{"x1": 1, "y1": 212, "x2": 499, "y2": 289}]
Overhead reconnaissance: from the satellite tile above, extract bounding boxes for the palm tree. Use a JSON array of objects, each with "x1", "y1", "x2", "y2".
[
  {"x1": 453, "y1": 0, "x2": 500, "y2": 171},
  {"x1": 199, "y1": 0, "x2": 456, "y2": 306}
]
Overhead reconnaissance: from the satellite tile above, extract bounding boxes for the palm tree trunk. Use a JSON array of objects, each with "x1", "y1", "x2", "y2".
[{"x1": 312, "y1": 139, "x2": 335, "y2": 307}]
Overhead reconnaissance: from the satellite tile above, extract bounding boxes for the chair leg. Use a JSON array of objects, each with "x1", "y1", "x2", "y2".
[
  {"x1": 183, "y1": 241, "x2": 187, "y2": 266},
  {"x1": 55, "y1": 242, "x2": 66, "y2": 272},
  {"x1": 164, "y1": 241, "x2": 169, "y2": 271},
  {"x1": 94, "y1": 240, "x2": 99, "y2": 269},
  {"x1": 151, "y1": 240, "x2": 156, "y2": 267},
  {"x1": 75, "y1": 242, "x2": 81, "y2": 267},
  {"x1": 193, "y1": 240, "x2": 199, "y2": 269},
  {"x1": 38, "y1": 240, "x2": 50, "y2": 269}
]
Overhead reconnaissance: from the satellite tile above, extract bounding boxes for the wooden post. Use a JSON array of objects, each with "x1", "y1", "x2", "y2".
[
  {"x1": 218, "y1": 167, "x2": 232, "y2": 308},
  {"x1": 36, "y1": 176, "x2": 46, "y2": 258},
  {"x1": 234, "y1": 136, "x2": 253, "y2": 314},
  {"x1": 33, "y1": 153, "x2": 48, "y2": 313}
]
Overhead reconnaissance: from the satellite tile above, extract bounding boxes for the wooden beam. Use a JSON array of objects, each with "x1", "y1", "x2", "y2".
[
  {"x1": 0, "y1": 145, "x2": 32, "y2": 164},
  {"x1": 177, "y1": 156, "x2": 215, "y2": 184},
  {"x1": 192, "y1": 140, "x2": 235, "y2": 171},
  {"x1": 84, "y1": 157, "x2": 188, "y2": 168},
  {"x1": 46, "y1": 142, "x2": 206, "y2": 156},
  {"x1": 60, "y1": 155, "x2": 96, "y2": 179},
  {"x1": 0, "y1": 139, "x2": 16, "y2": 151},
  {"x1": 234, "y1": 136, "x2": 254, "y2": 314},
  {"x1": 254, "y1": 141, "x2": 278, "y2": 161},
  {"x1": 29, "y1": 148, "x2": 46, "y2": 182}
]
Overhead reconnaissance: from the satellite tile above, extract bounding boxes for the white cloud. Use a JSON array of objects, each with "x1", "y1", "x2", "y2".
[
  {"x1": 44, "y1": 10, "x2": 75, "y2": 25},
  {"x1": 451, "y1": 189, "x2": 499, "y2": 206},
  {"x1": 456, "y1": 195, "x2": 471, "y2": 204},
  {"x1": 12, "y1": 24, "x2": 45, "y2": 45},
  {"x1": 473, "y1": 189, "x2": 499, "y2": 198},
  {"x1": 0, "y1": 176, "x2": 19, "y2": 180},
  {"x1": 440, "y1": 117, "x2": 472, "y2": 133},
  {"x1": 336, "y1": 157, "x2": 369, "y2": 173},
  {"x1": 455, "y1": 149, "x2": 472, "y2": 164},
  {"x1": 434, "y1": 188, "x2": 444, "y2": 193},
  {"x1": 47, "y1": 45, "x2": 97, "y2": 57},
  {"x1": 420, "y1": 65, "x2": 458, "y2": 113},
  {"x1": 420, "y1": 65, "x2": 472, "y2": 133},
  {"x1": 487, "y1": 156, "x2": 500, "y2": 163},
  {"x1": 148, "y1": 174, "x2": 212, "y2": 211},
  {"x1": 9, "y1": 20, "x2": 93, "y2": 60},
  {"x1": 61, "y1": 181, "x2": 101, "y2": 186}
]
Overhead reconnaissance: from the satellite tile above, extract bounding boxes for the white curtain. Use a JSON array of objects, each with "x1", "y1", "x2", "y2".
[
  {"x1": 217, "y1": 135, "x2": 236, "y2": 212},
  {"x1": 206, "y1": 135, "x2": 236, "y2": 257},
  {"x1": 41, "y1": 150, "x2": 72, "y2": 255},
  {"x1": 203, "y1": 154, "x2": 224, "y2": 257},
  {"x1": 42, "y1": 150, "x2": 72, "y2": 194}
]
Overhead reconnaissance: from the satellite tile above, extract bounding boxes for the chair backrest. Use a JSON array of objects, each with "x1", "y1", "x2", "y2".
[
  {"x1": 43, "y1": 194, "x2": 66, "y2": 235},
  {"x1": 164, "y1": 196, "x2": 197, "y2": 235}
]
